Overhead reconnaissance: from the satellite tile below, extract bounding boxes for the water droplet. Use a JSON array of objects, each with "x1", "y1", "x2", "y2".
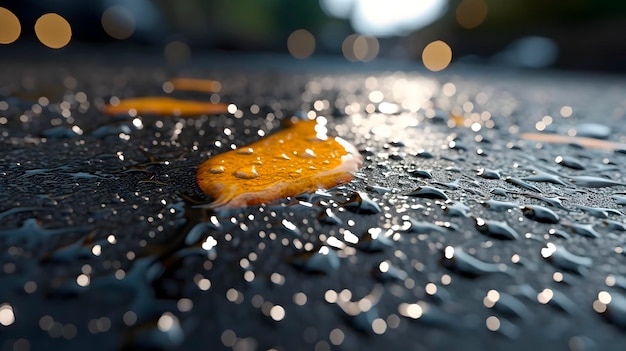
[
  {"x1": 209, "y1": 166, "x2": 225, "y2": 174},
  {"x1": 555, "y1": 156, "x2": 585, "y2": 170},
  {"x1": 474, "y1": 218, "x2": 520, "y2": 240},
  {"x1": 490, "y1": 188, "x2": 509, "y2": 196},
  {"x1": 365, "y1": 184, "x2": 391, "y2": 194},
  {"x1": 448, "y1": 140, "x2": 468, "y2": 151},
  {"x1": 415, "y1": 150, "x2": 434, "y2": 159},
  {"x1": 612, "y1": 195, "x2": 626, "y2": 206},
  {"x1": 505, "y1": 177, "x2": 541, "y2": 192},
  {"x1": 484, "y1": 291, "x2": 529, "y2": 319},
  {"x1": 574, "y1": 204, "x2": 623, "y2": 219},
  {"x1": 291, "y1": 246, "x2": 340, "y2": 274},
  {"x1": 569, "y1": 176, "x2": 625, "y2": 188},
  {"x1": 547, "y1": 228, "x2": 571, "y2": 239},
  {"x1": 318, "y1": 208, "x2": 342, "y2": 225},
  {"x1": 486, "y1": 316, "x2": 520, "y2": 339},
  {"x1": 441, "y1": 246, "x2": 504, "y2": 277},
  {"x1": 233, "y1": 166, "x2": 259, "y2": 179},
  {"x1": 406, "y1": 186, "x2": 448, "y2": 200},
  {"x1": 433, "y1": 179, "x2": 461, "y2": 190},
  {"x1": 41, "y1": 126, "x2": 80, "y2": 139},
  {"x1": 477, "y1": 168, "x2": 501, "y2": 179},
  {"x1": 371, "y1": 261, "x2": 407, "y2": 282},
  {"x1": 523, "y1": 193, "x2": 567, "y2": 210},
  {"x1": 521, "y1": 205, "x2": 560, "y2": 224},
  {"x1": 521, "y1": 170, "x2": 566, "y2": 186},
  {"x1": 538, "y1": 288, "x2": 579, "y2": 314},
  {"x1": 541, "y1": 243, "x2": 592, "y2": 274},
  {"x1": 358, "y1": 228, "x2": 393, "y2": 252},
  {"x1": 575, "y1": 123, "x2": 611, "y2": 139},
  {"x1": 407, "y1": 169, "x2": 433, "y2": 179},
  {"x1": 563, "y1": 223, "x2": 601, "y2": 239},
  {"x1": 481, "y1": 199, "x2": 518, "y2": 212},
  {"x1": 342, "y1": 191, "x2": 382, "y2": 214},
  {"x1": 601, "y1": 220, "x2": 626, "y2": 232},
  {"x1": 404, "y1": 218, "x2": 456, "y2": 233},
  {"x1": 398, "y1": 301, "x2": 468, "y2": 330},
  {"x1": 596, "y1": 292, "x2": 626, "y2": 329},
  {"x1": 274, "y1": 219, "x2": 302, "y2": 237},
  {"x1": 442, "y1": 202, "x2": 471, "y2": 217},
  {"x1": 236, "y1": 147, "x2": 254, "y2": 155}
]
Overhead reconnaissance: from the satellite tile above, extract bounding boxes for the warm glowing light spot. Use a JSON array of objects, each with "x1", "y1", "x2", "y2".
[
  {"x1": 444, "y1": 246, "x2": 455, "y2": 259},
  {"x1": 293, "y1": 292, "x2": 307, "y2": 306},
  {"x1": 606, "y1": 275, "x2": 616, "y2": 287},
  {"x1": 157, "y1": 313, "x2": 177, "y2": 332},
  {"x1": 342, "y1": 34, "x2": 379, "y2": 62},
  {"x1": 560, "y1": 106, "x2": 573, "y2": 118},
  {"x1": 329, "y1": 328, "x2": 345, "y2": 344},
  {"x1": 164, "y1": 41, "x2": 191, "y2": 65},
  {"x1": 425, "y1": 283, "x2": 437, "y2": 295},
  {"x1": 520, "y1": 133, "x2": 626, "y2": 150},
  {"x1": 0, "y1": 8, "x2": 21, "y2": 44},
  {"x1": 325, "y1": 290, "x2": 338, "y2": 303},
  {"x1": 456, "y1": 0, "x2": 488, "y2": 29},
  {"x1": 486, "y1": 290, "x2": 500, "y2": 303},
  {"x1": 197, "y1": 119, "x2": 363, "y2": 209},
  {"x1": 104, "y1": 97, "x2": 229, "y2": 117},
  {"x1": 353, "y1": 35, "x2": 379, "y2": 62},
  {"x1": 101, "y1": 6, "x2": 136, "y2": 40},
  {"x1": 485, "y1": 316, "x2": 500, "y2": 331},
  {"x1": 371, "y1": 318, "x2": 387, "y2": 334},
  {"x1": 76, "y1": 274, "x2": 90, "y2": 287},
  {"x1": 398, "y1": 303, "x2": 423, "y2": 319},
  {"x1": 593, "y1": 300, "x2": 607, "y2": 313},
  {"x1": 598, "y1": 291, "x2": 612, "y2": 305},
  {"x1": 422, "y1": 40, "x2": 452, "y2": 72},
  {"x1": 269, "y1": 305, "x2": 285, "y2": 321},
  {"x1": 537, "y1": 289, "x2": 554, "y2": 304},
  {"x1": 0, "y1": 304, "x2": 15, "y2": 326},
  {"x1": 287, "y1": 29, "x2": 316, "y2": 59},
  {"x1": 169, "y1": 78, "x2": 222, "y2": 93},
  {"x1": 35, "y1": 13, "x2": 72, "y2": 49}
]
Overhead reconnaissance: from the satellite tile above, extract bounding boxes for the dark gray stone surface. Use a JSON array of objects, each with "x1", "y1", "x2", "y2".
[{"x1": 2, "y1": 54, "x2": 626, "y2": 350}]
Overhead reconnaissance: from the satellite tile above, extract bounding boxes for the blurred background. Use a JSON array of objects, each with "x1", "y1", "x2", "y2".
[{"x1": 1, "y1": 0, "x2": 626, "y2": 72}]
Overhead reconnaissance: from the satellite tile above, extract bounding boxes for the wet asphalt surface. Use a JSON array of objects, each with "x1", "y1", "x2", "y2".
[{"x1": 2, "y1": 53, "x2": 626, "y2": 351}]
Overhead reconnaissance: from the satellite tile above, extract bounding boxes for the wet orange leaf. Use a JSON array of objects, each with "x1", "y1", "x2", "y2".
[
  {"x1": 169, "y1": 78, "x2": 222, "y2": 93},
  {"x1": 104, "y1": 97, "x2": 229, "y2": 117},
  {"x1": 197, "y1": 119, "x2": 363, "y2": 209}
]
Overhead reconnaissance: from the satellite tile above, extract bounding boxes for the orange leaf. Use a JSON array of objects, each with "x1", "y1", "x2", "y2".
[
  {"x1": 104, "y1": 97, "x2": 229, "y2": 117},
  {"x1": 169, "y1": 78, "x2": 222, "y2": 93},
  {"x1": 197, "y1": 119, "x2": 363, "y2": 209}
]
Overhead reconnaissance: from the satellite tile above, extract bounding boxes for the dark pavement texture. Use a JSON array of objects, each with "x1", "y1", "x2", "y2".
[{"x1": 2, "y1": 55, "x2": 626, "y2": 350}]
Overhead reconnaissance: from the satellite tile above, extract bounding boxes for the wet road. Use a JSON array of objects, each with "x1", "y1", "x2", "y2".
[{"x1": 2, "y1": 54, "x2": 626, "y2": 350}]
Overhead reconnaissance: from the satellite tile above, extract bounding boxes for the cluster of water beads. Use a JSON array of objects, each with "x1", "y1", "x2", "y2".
[{"x1": 3, "y1": 68, "x2": 626, "y2": 350}]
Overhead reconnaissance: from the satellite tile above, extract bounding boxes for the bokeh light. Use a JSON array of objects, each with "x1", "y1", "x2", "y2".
[
  {"x1": 35, "y1": 13, "x2": 72, "y2": 49},
  {"x1": 422, "y1": 40, "x2": 452, "y2": 71},
  {"x1": 0, "y1": 7, "x2": 21, "y2": 44},
  {"x1": 101, "y1": 6, "x2": 136, "y2": 40},
  {"x1": 456, "y1": 0, "x2": 488, "y2": 29},
  {"x1": 342, "y1": 34, "x2": 379, "y2": 62},
  {"x1": 350, "y1": 0, "x2": 447, "y2": 36},
  {"x1": 287, "y1": 29, "x2": 316, "y2": 59},
  {"x1": 164, "y1": 41, "x2": 191, "y2": 65}
]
